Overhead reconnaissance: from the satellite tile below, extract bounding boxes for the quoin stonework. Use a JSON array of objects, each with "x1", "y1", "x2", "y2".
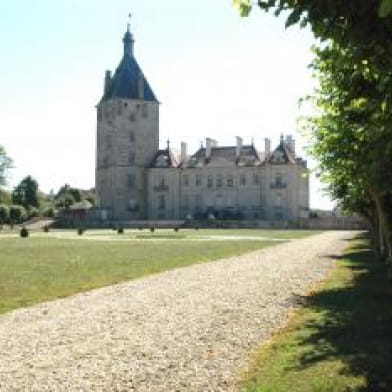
[{"x1": 95, "y1": 25, "x2": 310, "y2": 221}]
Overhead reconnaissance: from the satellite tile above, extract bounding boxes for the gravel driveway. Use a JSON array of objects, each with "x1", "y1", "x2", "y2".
[{"x1": 0, "y1": 231, "x2": 354, "y2": 391}]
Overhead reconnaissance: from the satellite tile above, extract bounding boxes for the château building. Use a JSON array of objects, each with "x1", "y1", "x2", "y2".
[{"x1": 95, "y1": 25, "x2": 309, "y2": 222}]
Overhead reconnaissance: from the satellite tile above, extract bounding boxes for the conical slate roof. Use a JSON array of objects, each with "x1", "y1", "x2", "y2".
[{"x1": 100, "y1": 27, "x2": 157, "y2": 103}]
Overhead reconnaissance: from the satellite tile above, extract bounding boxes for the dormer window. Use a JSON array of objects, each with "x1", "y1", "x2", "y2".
[
  {"x1": 156, "y1": 155, "x2": 169, "y2": 167},
  {"x1": 271, "y1": 150, "x2": 285, "y2": 163}
]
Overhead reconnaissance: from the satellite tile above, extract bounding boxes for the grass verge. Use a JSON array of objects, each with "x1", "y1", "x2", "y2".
[{"x1": 241, "y1": 234, "x2": 392, "y2": 392}]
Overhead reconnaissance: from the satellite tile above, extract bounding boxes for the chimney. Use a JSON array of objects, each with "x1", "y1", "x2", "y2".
[
  {"x1": 235, "y1": 136, "x2": 243, "y2": 158},
  {"x1": 264, "y1": 138, "x2": 271, "y2": 159},
  {"x1": 286, "y1": 135, "x2": 295, "y2": 154},
  {"x1": 181, "y1": 142, "x2": 187, "y2": 162},
  {"x1": 104, "y1": 70, "x2": 112, "y2": 94},
  {"x1": 206, "y1": 138, "x2": 213, "y2": 159}
]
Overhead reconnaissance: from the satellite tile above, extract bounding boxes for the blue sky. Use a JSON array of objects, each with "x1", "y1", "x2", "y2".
[{"x1": 0, "y1": 0, "x2": 333, "y2": 209}]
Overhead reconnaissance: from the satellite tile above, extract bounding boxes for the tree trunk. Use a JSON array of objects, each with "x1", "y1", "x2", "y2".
[
  {"x1": 370, "y1": 189, "x2": 392, "y2": 262},
  {"x1": 369, "y1": 217, "x2": 382, "y2": 259},
  {"x1": 360, "y1": 206, "x2": 381, "y2": 260}
]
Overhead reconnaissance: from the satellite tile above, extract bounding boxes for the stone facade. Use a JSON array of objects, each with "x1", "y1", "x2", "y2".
[{"x1": 96, "y1": 27, "x2": 309, "y2": 221}]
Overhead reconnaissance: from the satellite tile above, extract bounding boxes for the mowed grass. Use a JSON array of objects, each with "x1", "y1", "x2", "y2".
[
  {"x1": 241, "y1": 234, "x2": 392, "y2": 392},
  {"x1": 0, "y1": 228, "x2": 318, "y2": 315},
  {"x1": 39, "y1": 228, "x2": 322, "y2": 241},
  {"x1": 195, "y1": 229, "x2": 322, "y2": 239}
]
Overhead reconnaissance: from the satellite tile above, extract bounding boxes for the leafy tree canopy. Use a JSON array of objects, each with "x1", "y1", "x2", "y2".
[
  {"x1": 12, "y1": 176, "x2": 40, "y2": 209},
  {"x1": 9, "y1": 204, "x2": 26, "y2": 223},
  {"x1": 54, "y1": 184, "x2": 95, "y2": 209},
  {"x1": 233, "y1": 0, "x2": 392, "y2": 71},
  {"x1": 0, "y1": 145, "x2": 12, "y2": 188},
  {"x1": 232, "y1": 0, "x2": 392, "y2": 259}
]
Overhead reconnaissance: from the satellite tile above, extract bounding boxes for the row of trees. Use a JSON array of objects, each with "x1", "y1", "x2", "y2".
[
  {"x1": 233, "y1": 0, "x2": 392, "y2": 261},
  {"x1": 0, "y1": 146, "x2": 95, "y2": 226}
]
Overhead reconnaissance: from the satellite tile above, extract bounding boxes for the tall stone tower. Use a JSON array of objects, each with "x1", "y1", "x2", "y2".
[{"x1": 96, "y1": 23, "x2": 159, "y2": 220}]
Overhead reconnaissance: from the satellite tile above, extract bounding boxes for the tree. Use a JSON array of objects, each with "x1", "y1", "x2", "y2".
[
  {"x1": 42, "y1": 206, "x2": 55, "y2": 218},
  {"x1": 232, "y1": 0, "x2": 392, "y2": 261},
  {"x1": 0, "y1": 189, "x2": 11, "y2": 205},
  {"x1": 0, "y1": 145, "x2": 12, "y2": 188},
  {"x1": 9, "y1": 205, "x2": 26, "y2": 225},
  {"x1": 54, "y1": 184, "x2": 95, "y2": 209},
  {"x1": 233, "y1": 1, "x2": 392, "y2": 76},
  {"x1": 304, "y1": 42, "x2": 392, "y2": 260},
  {"x1": 54, "y1": 184, "x2": 83, "y2": 209},
  {"x1": 55, "y1": 193, "x2": 75, "y2": 209},
  {"x1": 12, "y1": 176, "x2": 40, "y2": 209},
  {"x1": 0, "y1": 204, "x2": 9, "y2": 228},
  {"x1": 56, "y1": 184, "x2": 81, "y2": 203}
]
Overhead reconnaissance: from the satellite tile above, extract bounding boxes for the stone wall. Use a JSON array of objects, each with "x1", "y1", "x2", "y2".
[
  {"x1": 147, "y1": 163, "x2": 309, "y2": 221},
  {"x1": 96, "y1": 98, "x2": 159, "y2": 220},
  {"x1": 298, "y1": 216, "x2": 367, "y2": 230}
]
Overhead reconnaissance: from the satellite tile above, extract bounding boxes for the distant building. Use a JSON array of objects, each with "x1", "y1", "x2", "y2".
[{"x1": 96, "y1": 25, "x2": 309, "y2": 221}]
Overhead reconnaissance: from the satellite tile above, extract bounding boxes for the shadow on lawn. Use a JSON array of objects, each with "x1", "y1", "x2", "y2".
[{"x1": 293, "y1": 234, "x2": 392, "y2": 391}]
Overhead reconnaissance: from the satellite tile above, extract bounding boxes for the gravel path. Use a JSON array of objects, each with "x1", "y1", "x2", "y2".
[{"x1": 0, "y1": 231, "x2": 354, "y2": 391}]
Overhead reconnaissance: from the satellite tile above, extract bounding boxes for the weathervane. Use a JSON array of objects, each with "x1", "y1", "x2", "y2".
[{"x1": 127, "y1": 13, "x2": 132, "y2": 32}]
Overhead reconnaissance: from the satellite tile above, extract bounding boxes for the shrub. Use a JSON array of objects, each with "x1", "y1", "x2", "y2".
[
  {"x1": 42, "y1": 206, "x2": 55, "y2": 218},
  {"x1": 174, "y1": 227, "x2": 179, "y2": 232},
  {"x1": 117, "y1": 227, "x2": 124, "y2": 234},
  {"x1": 27, "y1": 207, "x2": 38, "y2": 220},
  {"x1": 194, "y1": 226, "x2": 199, "y2": 230},
  {"x1": 77, "y1": 227, "x2": 84, "y2": 235},
  {"x1": 150, "y1": 227, "x2": 155, "y2": 232},
  {"x1": 9, "y1": 205, "x2": 26, "y2": 225},
  {"x1": 138, "y1": 226, "x2": 143, "y2": 230},
  {"x1": 43, "y1": 225, "x2": 50, "y2": 233},
  {"x1": 0, "y1": 204, "x2": 9, "y2": 227},
  {"x1": 20, "y1": 226, "x2": 29, "y2": 238}
]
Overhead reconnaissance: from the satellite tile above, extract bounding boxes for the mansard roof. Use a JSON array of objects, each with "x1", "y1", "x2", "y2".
[
  {"x1": 149, "y1": 149, "x2": 179, "y2": 168},
  {"x1": 181, "y1": 145, "x2": 262, "y2": 168},
  {"x1": 149, "y1": 137, "x2": 306, "y2": 170},
  {"x1": 100, "y1": 28, "x2": 157, "y2": 103}
]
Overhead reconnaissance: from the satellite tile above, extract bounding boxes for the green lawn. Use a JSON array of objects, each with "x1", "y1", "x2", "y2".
[
  {"x1": 0, "y1": 228, "x2": 319, "y2": 315},
  {"x1": 241, "y1": 234, "x2": 392, "y2": 392},
  {"x1": 12, "y1": 228, "x2": 320, "y2": 240},
  {"x1": 182, "y1": 228, "x2": 323, "y2": 239}
]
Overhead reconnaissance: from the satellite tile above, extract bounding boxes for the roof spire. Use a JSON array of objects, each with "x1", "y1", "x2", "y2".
[
  {"x1": 123, "y1": 13, "x2": 134, "y2": 57},
  {"x1": 127, "y1": 13, "x2": 132, "y2": 32}
]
